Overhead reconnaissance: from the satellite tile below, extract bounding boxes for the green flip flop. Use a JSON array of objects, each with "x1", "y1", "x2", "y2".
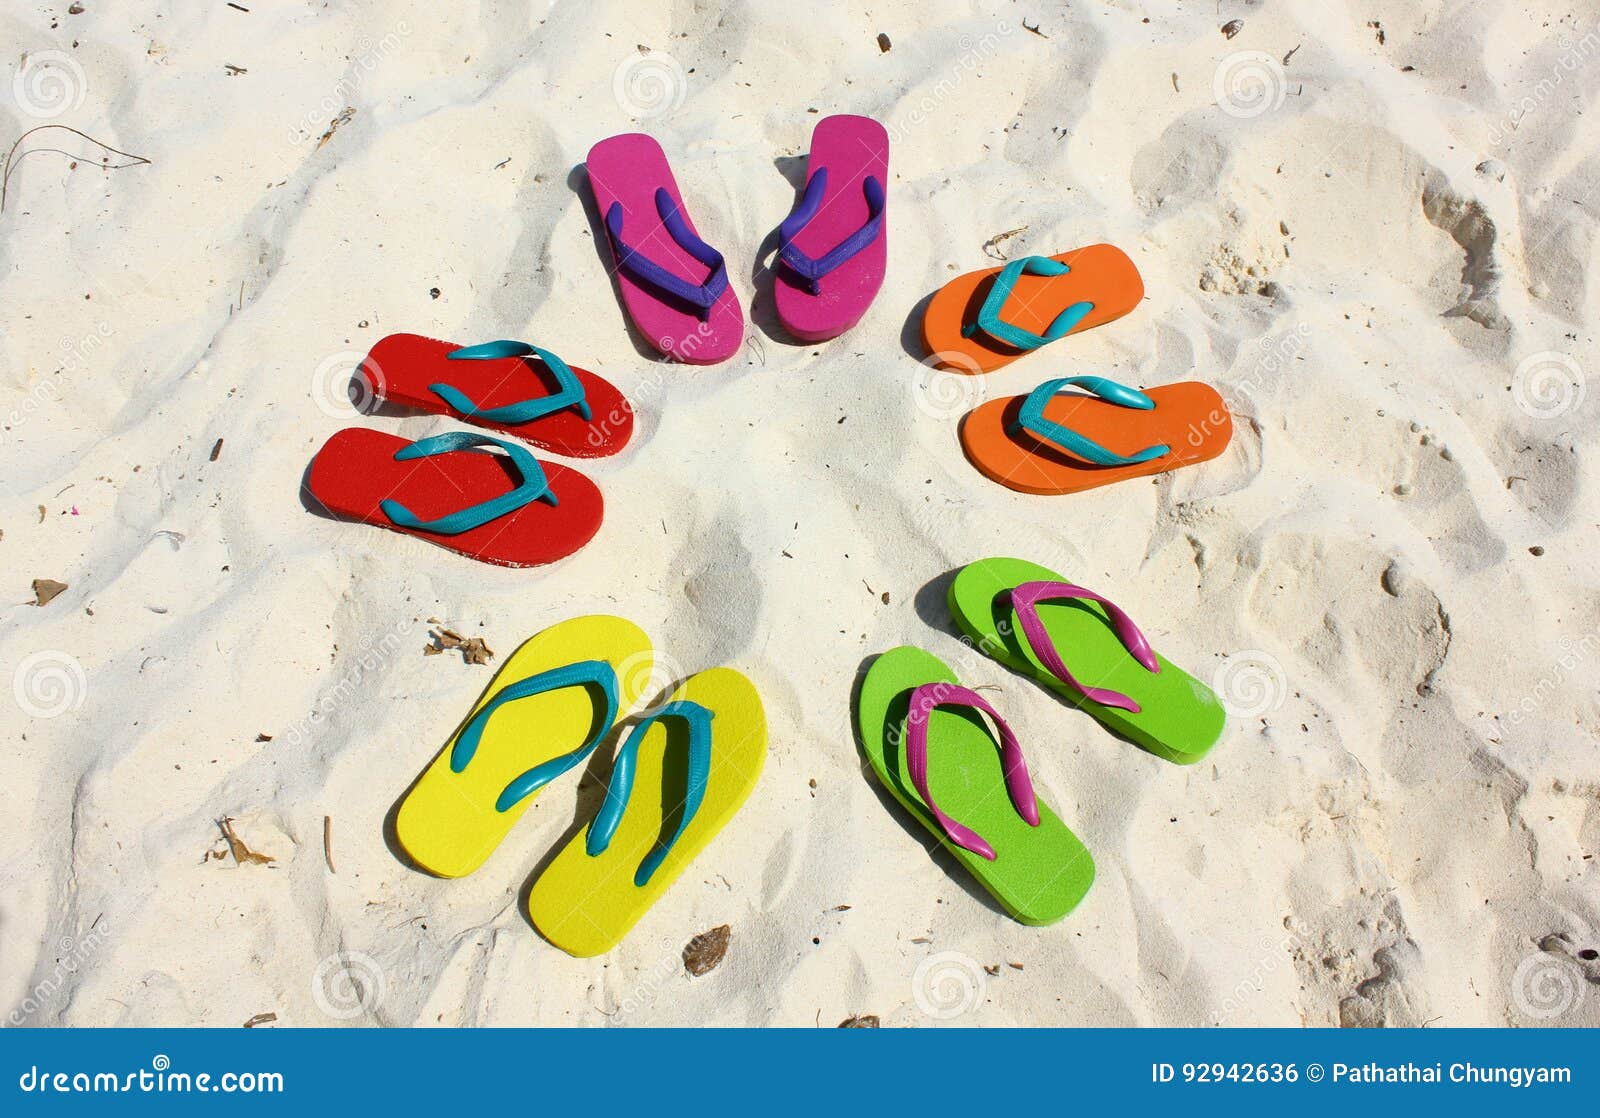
[
  {"x1": 855, "y1": 646, "x2": 1093, "y2": 925},
  {"x1": 948, "y1": 557, "x2": 1226, "y2": 764}
]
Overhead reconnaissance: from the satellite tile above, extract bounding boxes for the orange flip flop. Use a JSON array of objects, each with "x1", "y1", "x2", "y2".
[
  {"x1": 960, "y1": 376, "x2": 1231, "y2": 495},
  {"x1": 922, "y1": 245, "x2": 1143, "y2": 373}
]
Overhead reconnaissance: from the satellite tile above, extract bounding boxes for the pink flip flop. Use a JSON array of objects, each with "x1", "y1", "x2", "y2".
[
  {"x1": 586, "y1": 134, "x2": 744, "y2": 365},
  {"x1": 774, "y1": 115, "x2": 888, "y2": 341}
]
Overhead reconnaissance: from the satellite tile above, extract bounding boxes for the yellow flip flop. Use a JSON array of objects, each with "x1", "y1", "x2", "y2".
[
  {"x1": 527, "y1": 667, "x2": 767, "y2": 957},
  {"x1": 395, "y1": 615, "x2": 653, "y2": 878}
]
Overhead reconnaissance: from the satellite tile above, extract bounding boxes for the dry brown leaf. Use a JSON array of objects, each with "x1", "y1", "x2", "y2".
[
  {"x1": 31, "y1": 578, "x2": 67, "y2": 606},
  {"x1": 428, "y1": 627, "x2": 495, "y2": 664},
  {"x1": 218, "y1": 817, "x2": 274, "y2": 866},
  {"x1": 242, "y1": 1012, "x2": 276, "y2": 1028},
  {"x1": 458, "y1": 638, "x2": 493, "y2": 665},
  {"x1": 683, "y1": 924, "x2": 730, "y2": 976},
  {"x1": 839, "y1": 1014, "x2": 880, "y2": 1027}
]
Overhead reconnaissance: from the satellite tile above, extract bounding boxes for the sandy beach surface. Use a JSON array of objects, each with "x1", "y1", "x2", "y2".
[{"x1": 3, "y1": 1, "x2": 1598, "y2": 1027}]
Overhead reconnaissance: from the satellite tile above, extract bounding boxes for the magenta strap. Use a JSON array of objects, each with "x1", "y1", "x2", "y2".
[
  {"x1": 1004, "y1": 581, "x2": 1159, "y2": 713},
  {"x1": 903, "y1": 683, "x2": 1040, "y2": 861}
]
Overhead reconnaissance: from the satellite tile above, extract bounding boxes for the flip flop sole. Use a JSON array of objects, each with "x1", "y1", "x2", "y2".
[
  {"x1": 960, "y1": 381, "x2": 1232, "y2": 494},
  {"x1": 922, "y1": 245, "x2": 1143, "y2": 373},
  {"x1": 948, "y1": 558, "x2": 1226, "y2": 763},
  {"x1": 774, "y1": 114, "x2": 888, "y2": 342},
  {"x1": 528, "y1": 667, "x2": 767, "y2": 957},
  {"x1": 586, "y1": 133, "x2": 744, "y2": 364},
  {"x1": 395, "y1": 616, "x2": 654, "y2": 879},
  {"x1": 305, "y1": 427, "x2": 603, "y2": 569},
  {"x1": 361, "y1": 333, "x2": 634, "y2": 458},
  {"x1": 857, "y1": 646, "x2": 1093, "y2": 925}
]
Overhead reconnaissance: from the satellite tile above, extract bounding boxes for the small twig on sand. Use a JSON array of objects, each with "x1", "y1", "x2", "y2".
[
  {"x1": 2, "y1": 124, "x2": 151, "y2": 212},
  {"x1": 982, "y1": 225, "x2": 1028, "y2": 260}
]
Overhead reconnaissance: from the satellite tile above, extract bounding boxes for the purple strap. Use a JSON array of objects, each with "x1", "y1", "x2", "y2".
[
  {"x1": 604, "y1": 189, "x2": 730, "y2": 321},
  {"x1": 777, "y1": 170, "x2": 885, "y2": 295},
  {"x1": 1004, "y1": 581, "x2": 1159, "y2": 713},
  {"x1": 903, "y1": 683, "x2": 1039, "y2": 861}
]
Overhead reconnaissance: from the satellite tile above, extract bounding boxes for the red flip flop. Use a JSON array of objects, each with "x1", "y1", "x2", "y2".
[
  {"x1": 305, "y1": 428, "x2": 603, "y2": 568},
  {"x1": 358, "y1": 334, "x2": 633, "y2": 458}
]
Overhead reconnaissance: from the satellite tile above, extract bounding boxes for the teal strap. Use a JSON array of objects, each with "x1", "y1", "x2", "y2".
[
  {"x1": 1013, "y1": 376, "x2": 1170, "y2": 467},
  {"x1": 449, "y1": 660, "x2": 621, "y2": 813},
  {"x1": 379, "y1": 431, "x2": 556, "y2": 536},
  {"x1": 435, "y1": 340, "x2": 592, "y2": 424},
  {"x1": 962, "y1": 256, "x2": 1094, "y2": 351},
  {"x1": 585, "y1": 701, "x2": 714, "y2": 887}
]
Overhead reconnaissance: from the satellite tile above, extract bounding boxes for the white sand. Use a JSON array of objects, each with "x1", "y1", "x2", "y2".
[{"x1": 3, "y1": 1, "x2": 1598, "y2": 1028}]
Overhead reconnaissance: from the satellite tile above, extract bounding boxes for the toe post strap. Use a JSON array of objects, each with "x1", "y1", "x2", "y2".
[
  {"x1": 1004, "y1": 581, "x2": 1158, "y2": 712},
  {"x1": 904, "y1": 683, "x2": 1038, "y2": 861}
]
